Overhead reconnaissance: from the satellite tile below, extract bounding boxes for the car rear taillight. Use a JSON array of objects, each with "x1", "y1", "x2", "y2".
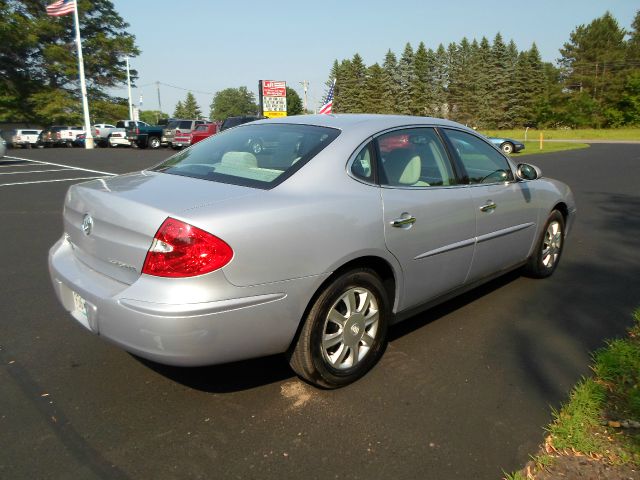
[
  {"x1": 136, "y1": 127, "x2": 140, "y2": 134},
  {"x1": 142, "y1": 217, "x2": 233, "y2": 278},
  {"x1": 96, "y1": 129, "x2": 100, "y2": 135},
  {"x1": 176, "y1": 129, "x2": 182, "y2": 135}
]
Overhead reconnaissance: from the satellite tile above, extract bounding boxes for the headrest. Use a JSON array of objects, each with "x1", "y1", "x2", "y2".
[
  {"x1": 221, "y1": 151, "x2": 258, "y2": 168},
  {"x1": 385, "y1": 149, "x2": 421, "y2": 185}
]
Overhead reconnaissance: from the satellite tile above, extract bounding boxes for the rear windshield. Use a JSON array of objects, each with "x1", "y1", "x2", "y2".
[
  {"x1": 151, "y1": 123, "x2": 340, "y2": 189},
  {"x1": 178, "y1": 120, "x2": 192, "y2": 129}
]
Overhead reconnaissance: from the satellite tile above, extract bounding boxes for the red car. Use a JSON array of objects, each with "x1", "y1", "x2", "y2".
[{"x1": 189, "y1": 123, "x2": 219, "y2": 146}]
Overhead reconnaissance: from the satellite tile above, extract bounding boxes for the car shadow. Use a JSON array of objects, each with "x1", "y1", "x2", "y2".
[
  {"x1": 134, "y1": 353, "x2": 295, "y2": 394},
  {"x1": 136, "y1": 270, "x2": 524, "y2": 394}
]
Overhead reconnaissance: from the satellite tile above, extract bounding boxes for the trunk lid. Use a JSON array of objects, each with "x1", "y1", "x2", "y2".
[{"x1": 64, "y1": 171, "x2": 258, "y2": 284}]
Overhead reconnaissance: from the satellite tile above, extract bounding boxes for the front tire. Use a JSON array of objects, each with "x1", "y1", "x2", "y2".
[
  {"x1": 289, "y1": 269, "x2": 389, "y2": 388},
  {"x1": 525, "y1": 210, "x2": 565, "y2": 278},
  {"x1": 501, "y1": 142, "x2": 514, "y2": 154},
  {"x1": 148, "y1": 136, "x2": 161, "y2": 149}
]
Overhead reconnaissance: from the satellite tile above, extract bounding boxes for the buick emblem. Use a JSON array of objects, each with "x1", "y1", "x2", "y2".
[{"x1": 82, "y1": 214, "x2": 94, "y2": 236}]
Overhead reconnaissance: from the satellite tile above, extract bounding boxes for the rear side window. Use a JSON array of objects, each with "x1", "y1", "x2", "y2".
[
  {"x1": 194, "y1": 125, "x2": 208, "y2": 132},
  {"x1": 376, "y1": 128, "x2": 456, "y2": 187},
  {"x1": 166, "y1": 121, "x2": 178, "y2": 129},
  {"x1": 443, "y1": 129, "x2": 514, "y2": 184},
  {"x1": 350, "y1": 143, "x2": 374, "y2": 182},
  {"x1": 152, "y1": 124, "x2": 340, "y2": 189}
]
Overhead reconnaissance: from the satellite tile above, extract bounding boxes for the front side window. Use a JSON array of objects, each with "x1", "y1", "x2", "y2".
[
  {"x1": 443, "y1": 129, "x2": 514, "y2": 184},
  {"x1": 376, "y1": 128, "x2": 455, "y2": 187},
  {"x1": 152, "y1": 123, "x2": 339, "y2": 189}
]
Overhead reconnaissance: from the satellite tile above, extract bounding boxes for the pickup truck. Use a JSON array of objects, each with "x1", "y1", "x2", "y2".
[
  {"x1": 12, "y1": 129, "x2": 42, "y2": 148},
  {"x1": 93, "y1": 120, "x2": 145, "y2": 147},
  {"x1": 39, "y1": 126, "x2": 84, "y2": 147},
  {"x1": 189, "y1": 123, "x2": 219, "y2": 145},
  {"x1": 126, "y1": 122, "x2": 164, "y2": 149},
  {"x1": 164, "y1": 119, "x2": 209, "y2": 148}
]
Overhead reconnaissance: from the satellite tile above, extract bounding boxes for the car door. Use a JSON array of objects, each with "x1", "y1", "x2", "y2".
[
  {"x1": 441, "y1": 128, "x2": 539, "y2": 283},
  {"x1": 370, "y1": 127, "x2": 477, "y2": 311}
]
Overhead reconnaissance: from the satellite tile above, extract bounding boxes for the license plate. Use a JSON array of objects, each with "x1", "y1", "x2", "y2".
[{"x1": 72, "y1": 291, "x2": 90, "y2": 329}]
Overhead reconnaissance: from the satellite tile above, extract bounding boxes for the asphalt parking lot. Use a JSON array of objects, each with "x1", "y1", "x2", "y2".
[{"x1": 1, "y1": 144, "x2": 639, "y2": 479}]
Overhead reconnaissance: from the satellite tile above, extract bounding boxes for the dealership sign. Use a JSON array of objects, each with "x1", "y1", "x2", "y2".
[{"x1": 259, "y1": 80, "x2": 287, "y2": 118}]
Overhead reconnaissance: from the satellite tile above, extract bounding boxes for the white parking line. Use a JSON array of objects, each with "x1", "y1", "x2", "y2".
[
  {"x1": 3, "y1": 155, "x2": 116, "y2": 176},
  {"x1": 0, "y1": 169, "x2": 70, "y2": 175},
  {"x1": 0, "y1": 163, "x2": 43, "y2": 168},
  {"x1": 0, "y1": 176, "x2": 105, "y2": 187}
]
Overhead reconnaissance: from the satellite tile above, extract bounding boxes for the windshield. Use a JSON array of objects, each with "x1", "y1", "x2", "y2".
[{"x1": 151, "y1": 123, "x2": 340, "y2": 189}]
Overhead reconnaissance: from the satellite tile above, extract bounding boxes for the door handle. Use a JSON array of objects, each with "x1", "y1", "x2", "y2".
[
  {"x1": 391, "y1": 215, "x2": 416, "y2": 227},
  {"x1": 480, "y1": 201, "x2": 497, "y2": 212}
]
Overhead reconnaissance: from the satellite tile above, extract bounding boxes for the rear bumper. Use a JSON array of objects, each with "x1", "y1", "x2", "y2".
[
  {"x1": 109, "y1": 137, "x2": 131, "y2": 146},
  {"x1": 48, "y1": 236, "x2": 326, "y2": 366}
]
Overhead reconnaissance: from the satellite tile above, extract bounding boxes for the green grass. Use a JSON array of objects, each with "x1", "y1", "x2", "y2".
[
  {"x1": 512, "y1": 141, "x2": 590, "y2": 156},
  {"x1": 504, "y1": 309, "x2": 640, "y2": 479},
  {"x1": 548, "y1": 309, "x2": 640, "y2": 465},
  {"x1": 482, "y1": 128, "x2": 640, "y2": 141}
]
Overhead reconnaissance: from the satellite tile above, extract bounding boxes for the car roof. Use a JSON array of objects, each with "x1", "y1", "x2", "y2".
[{"x1": 252, "y1": 114, "x2": 472, "y2": 134}]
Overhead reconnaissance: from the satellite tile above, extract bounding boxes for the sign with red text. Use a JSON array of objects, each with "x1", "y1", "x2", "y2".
[{"x1": 260, "y1": 80, "x2": 287, "y2": 118}]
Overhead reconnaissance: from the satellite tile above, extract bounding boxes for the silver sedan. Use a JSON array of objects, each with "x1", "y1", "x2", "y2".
[{"x1": 49, "y1": 115, "x2": 576, "y2": 388}]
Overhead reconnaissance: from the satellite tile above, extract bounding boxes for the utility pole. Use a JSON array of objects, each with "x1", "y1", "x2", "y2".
[
  {"x1": 299, "y1": 80, "x2": 309, "y2": 113},
  {"x1": 156, "y1": 81, "x2": 162, "y2": 122}
]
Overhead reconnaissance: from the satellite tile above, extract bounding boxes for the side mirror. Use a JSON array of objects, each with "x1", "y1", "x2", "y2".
[{"x1": 516, "y1": 163, "x2": 541, "y2": 181}]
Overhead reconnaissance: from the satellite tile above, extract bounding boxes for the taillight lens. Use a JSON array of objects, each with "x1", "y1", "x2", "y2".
[
  {"x1": 142, "y1": 217, "x2": 233, "y2": 278},
  {"x1": 136, "y1": 127, "x2": 140, "y2": 134},
  {"x1": 176, "y1": 129, "x2": 181, "y2": 135}
]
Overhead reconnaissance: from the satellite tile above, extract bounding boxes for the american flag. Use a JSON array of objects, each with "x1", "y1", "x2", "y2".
[
  {"x1": 319, "y1": 80, "x2": 335, "y2": 115},
  {"x1": 46, "y1": 0, "x2": 76, "y2": 17}
]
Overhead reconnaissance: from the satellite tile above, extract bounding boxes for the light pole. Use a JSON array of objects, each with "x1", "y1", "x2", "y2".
[
  {"x1": 299, "y1": 80, "x2": 309, "y2": 113},
  {"x1": 126, "y1": 56, "x2": 133, "y2": 120}
]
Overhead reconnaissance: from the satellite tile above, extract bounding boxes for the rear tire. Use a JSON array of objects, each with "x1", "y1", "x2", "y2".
[
  {"x1": 525, "y1": 210, "x2": 565, "y2": 278},
  {"x1": 288, "y1": 269, "x2": 389, "y2": 388}
]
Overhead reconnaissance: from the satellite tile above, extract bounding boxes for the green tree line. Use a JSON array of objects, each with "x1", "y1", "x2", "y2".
[{"x1": 324, "y1": 11, "x2": 640, "y2": 128}]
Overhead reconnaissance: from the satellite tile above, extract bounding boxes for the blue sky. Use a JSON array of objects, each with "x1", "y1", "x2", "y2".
[{"x1": 108, "y1": 0, "x2": 639, "y2": 117}]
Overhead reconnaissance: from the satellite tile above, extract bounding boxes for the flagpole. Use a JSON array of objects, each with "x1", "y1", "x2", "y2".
[{"x1": 72, "y1": 1, "x2": 94, "y2": 149}]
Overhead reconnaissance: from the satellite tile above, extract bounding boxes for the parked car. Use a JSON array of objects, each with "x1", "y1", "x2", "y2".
[
  {"x1": 73, "y1": 133, "x2": 86, "y2": 148},
  {"x1": 488, "y1": 137, "x2": 525, "y2": 154},
  {"x1": 108, "y1": 130, "x2": 131, "y2": 147},
  {"x1": 219, "y1": 115, "x2": 264, "y2": 132},
  {"x1": 11, "y1": 129, "x2": 42, "y2": 148},
  {"x1": 189, "y1": 123, "x2": 220, "y2": 145},
  {"x1": 163, "y1": 119, "x2": 209, "y2": 149},
  {"x1": 48, "y1": 114, "x2": 576, "y2": 388},
  {"x1": 0, "y1": 131, "x2": 6, "y2": 158}
]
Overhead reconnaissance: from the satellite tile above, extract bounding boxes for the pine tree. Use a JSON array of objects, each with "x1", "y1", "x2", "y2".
[
  {"x1": 173, "y1": 101, "x2": 186, "y2": 118},
  {"x1": 398, "y1": 43, "x2": 416, "y2": 115},
  {"x1": 364, "y1": 63, "x2": 391, "y2": 113},
  {"x1": 382, "y1": 50, "x2": 401, "y2": 113},
  {"x1": 433, "y1": 44, "x2": 449, "y2": 118},
  {"x1": 181, "y1": 92, "x2": 202, "y2": 118},
  {"x1": 411, "y1": 42, "x2": 432, "y2": 116}
]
